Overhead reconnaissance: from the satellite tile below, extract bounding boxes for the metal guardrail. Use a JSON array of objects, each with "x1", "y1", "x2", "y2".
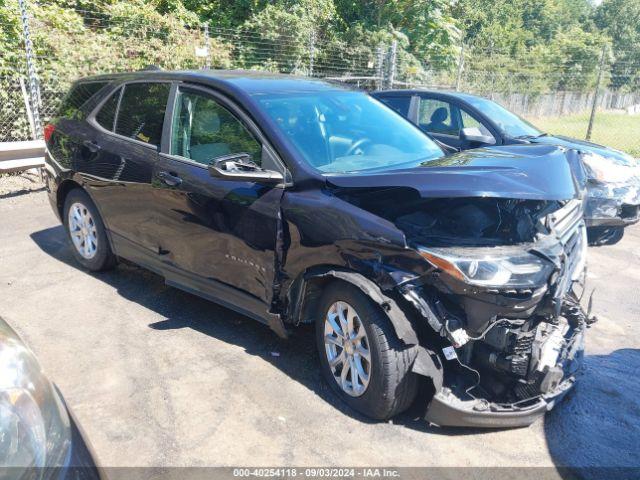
[{"x1": 0, "y1": 140, "x2": 45, "y2": 173}]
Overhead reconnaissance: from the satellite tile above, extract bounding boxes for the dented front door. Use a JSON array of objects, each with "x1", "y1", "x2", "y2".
[{"x1": 153, "y1": 85, "x2": 282, "y2": 305}]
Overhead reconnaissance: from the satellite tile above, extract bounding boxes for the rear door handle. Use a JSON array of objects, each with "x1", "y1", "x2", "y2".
[
  {"x1": 158, "y1": 171, "x2": 182, "y2": 187},
  {"x1": 83, "y1": 140, "x2": 101, "y2": 153}
]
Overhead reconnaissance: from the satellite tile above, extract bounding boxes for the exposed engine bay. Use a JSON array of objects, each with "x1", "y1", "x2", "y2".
[
  {"x1": 333, "y1": 187, "x2": 564, "y2": 246},
  {"x1": 332, "y1": 185, "x2": 593, "y2": 427}
]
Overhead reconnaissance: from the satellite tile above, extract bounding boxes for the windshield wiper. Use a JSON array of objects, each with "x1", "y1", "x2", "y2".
[{"x1": 516, "y1": 133, "x2": 548, "y2": 140}]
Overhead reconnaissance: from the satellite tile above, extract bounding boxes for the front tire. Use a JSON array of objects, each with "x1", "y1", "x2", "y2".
[
  {"x1": 63, "y1": 188, "x2": 116, "y2": 271},
  {"x1": 315, "y1": 281, "x2": 418, "y2": 420},
  {"x1": 587, "y1": 226, "x2": 625, "y2": 246}
]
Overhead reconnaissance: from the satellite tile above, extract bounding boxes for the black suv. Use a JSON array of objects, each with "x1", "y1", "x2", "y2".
[{"x1": 44, "y1": 70, "x2": 590, "y2": 427}]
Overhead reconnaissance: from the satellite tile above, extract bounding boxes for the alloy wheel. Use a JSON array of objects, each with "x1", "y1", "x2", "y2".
[
  {"x1": 323, "y1": 301, "x2": 372, "y2": 397},
  {"x1": 68, "y1": 202, "x2": 98, "y2": 260}
]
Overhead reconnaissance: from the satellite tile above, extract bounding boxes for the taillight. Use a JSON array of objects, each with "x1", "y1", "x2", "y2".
[{"x1": 43, "y1": 124, "x2": 55, "y2": 142}]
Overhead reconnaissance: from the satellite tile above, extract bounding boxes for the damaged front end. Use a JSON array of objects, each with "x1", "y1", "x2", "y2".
[
  {"x1": 276, "y1": 145, "x2": 599, "y2": 428},
  {"x1": 403, "y1": 199, "x2": 591, "y2": 427},
  {"x1": 325, "y1": 154, "x2": 593, "y2": 427}
]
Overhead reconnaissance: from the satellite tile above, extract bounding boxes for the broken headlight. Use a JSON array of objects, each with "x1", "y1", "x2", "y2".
[{"x1": 418, "y1": 246, "x2": 553, "y2": 288}]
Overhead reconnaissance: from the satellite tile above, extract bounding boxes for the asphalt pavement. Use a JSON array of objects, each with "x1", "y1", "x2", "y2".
[{"x1": 0, "y1": 188, "x2": 638, "y2": 475}]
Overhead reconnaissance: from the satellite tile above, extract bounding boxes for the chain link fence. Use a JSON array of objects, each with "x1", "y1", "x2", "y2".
[
  {"x1": 0, "y1": 74, "x2": 32, "y2": 142},
  {"x1": 1, "y1": 2, "x2": 639, "y2": 156}
]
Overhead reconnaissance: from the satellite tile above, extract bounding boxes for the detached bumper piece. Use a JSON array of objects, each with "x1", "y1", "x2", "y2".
[
  {"x1": 586, "y1": 203, "x2": 640, "y2": 227},
  {"x1": 585, "y1": 183, "x2": 640, "y2": 227},
  {"x1": 425, "y1": 376, "x2": 576, "y2": 428},
  {"x1": 425, "y1": 321, "x2": 585, "y2": 428}
]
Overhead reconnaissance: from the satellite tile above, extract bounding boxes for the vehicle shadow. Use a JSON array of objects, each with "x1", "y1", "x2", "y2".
[
  {"x1": 30, "y1": 225, "x2": 526, "y2": 436},
  {"x1": 29, "y1": 225, "x2": 378, "y2": 425},
  {"x1": 544, "y1": 348, "x2": 640, "y2": 480},
  {"x1": 0, "y1": 186, "x2": 46, "y2": 199}
]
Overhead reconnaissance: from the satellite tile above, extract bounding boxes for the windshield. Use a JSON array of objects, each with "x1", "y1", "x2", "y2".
[
  {"x1": 465, "y1": 97, "x2": 543, "y2": 138},
  {"x1": 255, "y1": 91, "x2": 444, "y2": 173}
]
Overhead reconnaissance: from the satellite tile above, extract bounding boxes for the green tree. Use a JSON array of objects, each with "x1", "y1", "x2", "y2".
[
  {"x1": 238, "y1": 0, "x2": 337, "y2": 73},
  {"x1": 335, "y1": 0, "x2": 459, "y2": 65},
  {"x1": 453, "y1": 0, "x2": 596, "y2": 50},
  {"x1": 451, "y1": 0, "x2": 606, "y2": 93},
  {"x1": 595, "y1": 0, "x2": 640, "y2": 91},
  {"x1": 547, "y1": 26, "x2": 609, "y2": 90},
  {"x1": 180, "y1": 0, "x2": 269, "y2": 29}
]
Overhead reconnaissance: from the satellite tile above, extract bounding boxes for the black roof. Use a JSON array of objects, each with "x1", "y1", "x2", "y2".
[
  {"x1": 372, "y1": 89, "x2": 487, "y2": 103},
  {"x1": 82, "y1": 69, "x2": 351, "y2": 96}
]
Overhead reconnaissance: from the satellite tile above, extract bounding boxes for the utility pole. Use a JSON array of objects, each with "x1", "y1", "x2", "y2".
[
  {"x1": 587, "y1": 44, "x2": 607, "y2": 141},
  {"x1": 388, "y1": 40, "x2": 397, "y2": 89},
  {"x1": 17, "y1": 0, "x2": 41, "y2": 139},
  {"x1": 375, "y1": 45, "x2": 385, "y2": 90},
  {"x1": 204, "y1": 22, "x2": 211, "y2": 69},
  {"x1": 455, "y1": 43, "x2": 465, "y2": 91},
  {"x1": 308, "y1": 30, "x2": 316, "y2": 77}
]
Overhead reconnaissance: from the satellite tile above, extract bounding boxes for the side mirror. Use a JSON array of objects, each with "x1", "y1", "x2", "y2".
[
  {"x1": 460, "y1": 127, "x2": 495, "y2": 147},
  {"x1": 208, "y1": 153, "x2": 284, "y2": 184}
]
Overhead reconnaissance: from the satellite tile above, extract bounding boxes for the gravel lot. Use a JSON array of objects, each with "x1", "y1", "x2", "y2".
[{"x1": 0, "y1": 175, "x2": 638, "y2": 475}]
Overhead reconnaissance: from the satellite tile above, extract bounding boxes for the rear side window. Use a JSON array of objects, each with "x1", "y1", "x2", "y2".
[
  {"x1": 57, "y1": 82, "x2": 108, "y2": 120},
  {"x1": 115, "y1": 83, "x2": 170, "y2": 145},
  {"x1": 95, "y1": 88, "x2": 121, "y2": 131},
  {"x1": 377, "y1": 95, "x2": 411, "y2": 117}
]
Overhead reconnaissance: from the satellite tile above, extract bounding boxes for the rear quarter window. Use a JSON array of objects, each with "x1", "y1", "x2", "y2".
[
  {"x1": 95, "y1": 88, "x2": 121, "y2": 131},
  {"x1": 377, "y1": 95, "x2": 411, "y2": 117},
  {"x1": 56, "y1": 82, "x2": 108, "y2": 120}
]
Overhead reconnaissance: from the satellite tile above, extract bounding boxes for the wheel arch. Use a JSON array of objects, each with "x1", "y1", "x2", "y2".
[
  {"x1": 56, "y1": 179, "x2": 83, "y2": 219},
  {"x1": 288, "y1": 266, "x2": 419, "y2": 345},
  {"x1": 57, "y1": 180, "x2": 117, "y2": 257}
]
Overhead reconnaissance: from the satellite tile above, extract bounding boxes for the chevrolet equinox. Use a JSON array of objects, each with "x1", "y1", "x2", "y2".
[{"x1": 44, "y1": 70, "x2": 591, "y2": 427}]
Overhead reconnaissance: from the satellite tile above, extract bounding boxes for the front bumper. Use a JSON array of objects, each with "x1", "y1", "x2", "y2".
[
  {"x1": 585, "y1": 183, "x2": 640, "y2": 227},
  {"x1": 425, "y1": 376, "x2": 576, "y2": 428},
  {"x1": 585, "y1": 204, "x2": 640, "y2": 227},
  {"x1": 424, "y1": 321, "x2": 585, "y2": 429}
]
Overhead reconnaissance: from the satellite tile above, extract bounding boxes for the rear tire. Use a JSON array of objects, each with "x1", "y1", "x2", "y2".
[
  {"x1": 315, "y1": 281, "x2": 418, "y2": 420},
  {"x1": 63, "y1": 188, "x2": 117, "y2": 271}
]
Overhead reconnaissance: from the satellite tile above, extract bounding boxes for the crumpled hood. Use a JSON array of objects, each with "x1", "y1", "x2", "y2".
[
  {"x1": 532, "y1": 134, "x2": 638, "y2": 167},
  {"x1": 326, "y1": 144, "x2": 578, "y2": 201}
]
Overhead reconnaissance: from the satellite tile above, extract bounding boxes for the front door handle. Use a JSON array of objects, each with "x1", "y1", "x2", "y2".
[
  {"x1": 158, "y1": 171, "x2": 182, "y2": 187},
  {"x1": 83, "y1": 140, "x2": 101, "y2": 153}
]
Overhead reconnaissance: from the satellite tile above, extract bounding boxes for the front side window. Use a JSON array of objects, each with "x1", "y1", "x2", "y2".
[
  {"x1": 465, "y1": 96, "x2": 542, "y2": 138},
  {"x1": 171, "y1": 89, "x2": 262, "y2": 166},
  {"x1": 460, "y1": 109, "x2": 495, "y2": 142},
  {"x1": 418, "y1": 98, "x2": 458, "y2": 136},
  {"x1": 256, "y1": 91, "x2": 443, "y2": 174},
  {"x1": 115, "y1": 82, "x2": 170, "y2": 145}
]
